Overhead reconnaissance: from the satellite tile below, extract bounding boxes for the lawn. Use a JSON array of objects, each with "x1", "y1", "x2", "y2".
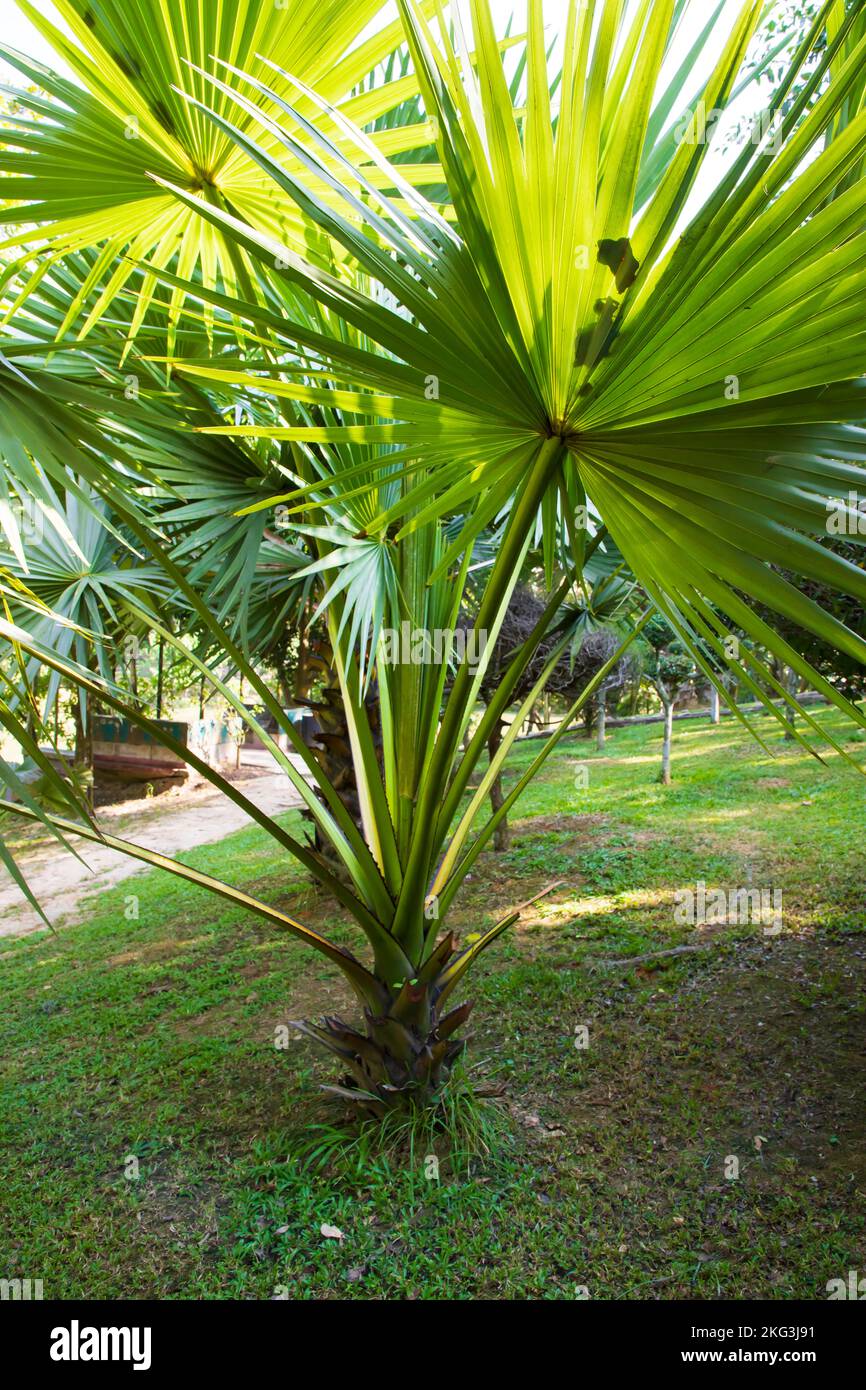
[{"x1": 1, "y1": 708, "x2": 865, "y2": 1300}]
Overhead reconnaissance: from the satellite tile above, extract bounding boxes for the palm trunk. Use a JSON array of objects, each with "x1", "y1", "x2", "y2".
[
  {"x1": 302, "y1": 632, "x2": 382, "y2": 879},
  {"x1": 156, "y1": 635, "x2": 165, "y2": 718},
  {"x1": 296, "y1": 933, "x2": 473, "y2": 1115},
  {"x1": 709, "y1": 685, "x2": 720, "y2": 724},
  {"x1": 596, "y1": 694, "x2": 606, "y2": 750},
  {"x1": 294, "y1": 615, "x2": 314, "y2": 703}
]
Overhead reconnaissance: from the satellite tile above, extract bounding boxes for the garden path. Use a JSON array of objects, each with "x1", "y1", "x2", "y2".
[{"x1": 0, "y1": 765, "x2": 308, "y2": 940}]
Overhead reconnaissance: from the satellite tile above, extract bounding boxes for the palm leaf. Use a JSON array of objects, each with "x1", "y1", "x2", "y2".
[
  {"x1": 0, "y1": 0, "x2": 434, "y2": 354},
  {"x1": 156, "y1": 0, "x2": 866, "y2": 751}
]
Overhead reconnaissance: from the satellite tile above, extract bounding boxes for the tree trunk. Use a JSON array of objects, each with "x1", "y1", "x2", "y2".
[
  {"x1": 156, "y1": 635, "x2": 165, "y2": 718},
  {"x1": 489, "y1": 720, "x2": 510, "y2": 852},
  {"x1": 660, "y1": 700, "x2": 674, "y2": 784},
  {"x1": 783, "y1": 666, "x2": 798, "y2": 741},
  {"x1": 295, "y1": 931, "x2": 473, "y2": 1115},
  {"x1": 74, "y1": 690, "x2": 94, "y2": 808},
  {"x1": 709, "y1": 685, "x2": 720, "y2": 724},
  {"x1": 596, "y1": 695, "x2": 606, "y2": 751},
  {"x1": 294, "y1": 616, "x2": 314, "y2": 703},
  {"x1": 277, "y1": 666, "x2": 294, "y2": 708}
]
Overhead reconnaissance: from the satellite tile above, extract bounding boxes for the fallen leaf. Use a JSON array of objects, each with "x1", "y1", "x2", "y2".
[{"x1": 320, "y1": 1223, "x2": 344, "y2": 1241}]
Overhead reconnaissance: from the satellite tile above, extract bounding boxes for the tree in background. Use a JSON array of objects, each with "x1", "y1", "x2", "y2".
[
  {"x1": 754, "y1": 539, "x2": 866, "y2": 704},
  {"x1": 471, "y1": 570, "x2": 636, "y2": 850},
  {"x1": 643, "y1": 616, "x2": 700, "y2": 786},
  {"x1": 582, "y1": 628, "x2": 640, "y2": 752}
]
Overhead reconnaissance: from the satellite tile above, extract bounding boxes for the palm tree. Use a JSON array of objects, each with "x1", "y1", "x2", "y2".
[
  {"x1": 0, "y1": 480, "x2": 166, "y2": 788},
  {"x1": 2, "y1": 0, "x2": 866, "y2": 1115}
]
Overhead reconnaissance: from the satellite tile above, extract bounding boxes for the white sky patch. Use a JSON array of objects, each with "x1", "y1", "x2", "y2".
[{"x1": 0, "y1": 0, "x2": 73, "y2": 79}]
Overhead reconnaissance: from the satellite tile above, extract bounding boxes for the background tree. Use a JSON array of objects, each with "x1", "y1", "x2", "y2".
[
  {"x1": 643, "y1": 615, "x2": 700, "y2": 785},
  {"x1": 469, "y1": 572, "x2": 636, "y2": 850}
]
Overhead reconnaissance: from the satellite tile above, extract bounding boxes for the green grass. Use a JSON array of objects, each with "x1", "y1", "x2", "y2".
[{"x1": 1, "y1": 706, "x2": 865, "y2": 1299}]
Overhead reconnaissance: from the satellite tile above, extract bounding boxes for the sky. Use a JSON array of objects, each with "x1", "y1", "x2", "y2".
[
  {"x1": 0, "y1": 0, "x2": 767, "y2": 94},
  {"x1": 0, "y1": 0, "x2": 72, "y2": 77}
]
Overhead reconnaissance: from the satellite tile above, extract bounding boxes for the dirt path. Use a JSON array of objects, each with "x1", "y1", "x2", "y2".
[{"x1": 0, "y1": 771, "x2": 307, "y2": 940}]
